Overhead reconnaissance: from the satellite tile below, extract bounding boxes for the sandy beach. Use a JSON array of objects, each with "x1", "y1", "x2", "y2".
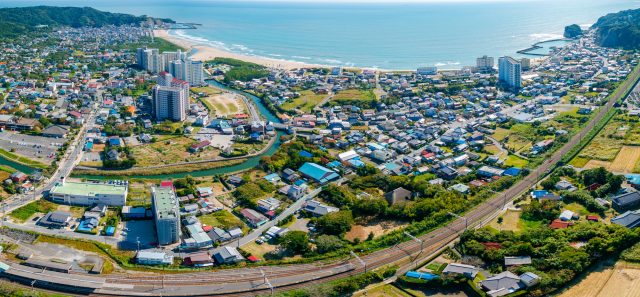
[{"x1": 154, "y1": 30, "x2": 324, "y2": 70}]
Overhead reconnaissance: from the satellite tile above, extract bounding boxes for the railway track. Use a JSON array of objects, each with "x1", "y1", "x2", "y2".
[{"x1": 31, "y1": 65, "x2": 640, "y2": 297}]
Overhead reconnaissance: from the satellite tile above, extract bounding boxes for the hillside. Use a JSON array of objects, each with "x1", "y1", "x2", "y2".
[
  {"x1": 0, "y1": 6, "x2": 174, "y2": 38},
  {"x1": 592, "y1": 9, "x2": 640, "y2": 50}
]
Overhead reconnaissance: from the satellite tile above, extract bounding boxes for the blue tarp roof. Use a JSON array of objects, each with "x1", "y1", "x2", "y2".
[
  {"x1": 532, "y1": 190, "x2": 549, "y2": 198},
  {"x1": 348, "y1": 159, "x2": 365, "y2": 168},
  {"x1": 298, "y1": 162, "x2": 339, "y2": 184},
  {"x1": 503, "y1": 167, "x2": 521, "y2": 176},
  {"x1": 406, "y1": 271, "x2": 438, "y2": 280},
  {"x1": 108, "y1": 138, "x2": 120, "y2": 146},
  {"x1": 105, "y1": 226, "x2": 115, "y2": 236},
  {"x1": 299, "y1": 150, "x2": 313, "y2": 158},
  {"x1": 627, "y1": 174, "x2": 640, "y2": 185}
]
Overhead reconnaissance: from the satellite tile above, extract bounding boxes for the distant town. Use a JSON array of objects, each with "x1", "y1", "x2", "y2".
[{"x1": 1, "y1": 5, "x2": 640, "y2": 297}]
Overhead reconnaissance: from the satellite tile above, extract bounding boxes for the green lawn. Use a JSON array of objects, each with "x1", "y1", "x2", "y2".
[
  {"x1": 199, "y1": 210, "x2": 246, "y2": 230},
  {"x1": 505, "y1": 155, "x2": 529, "y2": 168},
  {"x1": 9, "y1": 200, "x2": 58, "y2": 222},
  {"x1": 332, "y1": 89, "x2": 376, "y2": 101},
  {"x1": 281, "y1": 90, "x2": 326, "y2": 113},
  {"x1": 0, "y1": 148, "x2": 48, "y2": 169}
]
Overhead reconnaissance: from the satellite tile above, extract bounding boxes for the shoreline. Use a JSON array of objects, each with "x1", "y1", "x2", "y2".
[
  {"x1": 154, "y1": 29, "x2": 327, "y2": 70},
  {"x1": 154, "y1": 29, "x2": 559, "y2": 73},
  {"x1": 154, "y1": 29, "x2": 463, "y2": 72}
]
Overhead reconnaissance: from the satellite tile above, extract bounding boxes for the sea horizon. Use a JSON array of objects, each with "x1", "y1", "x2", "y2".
[{"x1": 2, "y1": 0, "x2": 639, "y2": 69}]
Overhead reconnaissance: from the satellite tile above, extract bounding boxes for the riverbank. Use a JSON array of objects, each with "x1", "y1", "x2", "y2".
[
  {"x1": 0, "y1": 148, "x2": 46, "y2": 171},
  {"x1": 154, "y1": 30, "x2": 325, "y2": 70}
]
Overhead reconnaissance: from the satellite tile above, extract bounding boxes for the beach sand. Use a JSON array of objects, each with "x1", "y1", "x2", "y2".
[{"x1": 154, "y1": 30, "x2": 324, "y2": 70}]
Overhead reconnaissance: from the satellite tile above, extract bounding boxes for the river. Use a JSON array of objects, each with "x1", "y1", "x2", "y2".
[{"x1": 68, "y1": 80, "x2": 284, "y2": 180}]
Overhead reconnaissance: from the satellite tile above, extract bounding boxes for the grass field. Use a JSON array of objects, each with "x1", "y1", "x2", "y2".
[
  {"x1": 332, "y1": 89, "x2": 376, "y2": 102},
  {"x1": 198, "y1": 210, "x2": 246, "y2": 230},
  {"x1": 570, "y1": 156, "x2": 591, "y2": 168},
  {"x1": 127, "y1": 182, "x2": 151, "y2": 207},
  {"x1": 241, "y1": 242, "x2": 277, "y2": 259},
  {"x1": 610, "y1": 146, "x2": 640, "y2": 173},
  {"x1": 197, "y1": 89, "x2": 245, "y2": 117},
  {"x1": 131, "y1": 136, "x2": 197, "y2": 167},
  {"x1": 492, "y1": 128, "x2": 511, "y2": 142},
  {"x1": 488, "y1": 209, "x2": 522, "y2": 232},
  {"x1": 0, "y1": 147, "x2": 48, "y2": 169},
  {"x1": 505, "y1": 155, "x2": 529, "y2": 168},
  {"x1": 280, "y1": 90, "x2": 326, "y2": 113},
  {"x1": 9, "y1": 200, "x2": 58, "y2": 222},
  {"x1": 560, "y1": 261, "x2": 640, "y2": 297},
  {"x1": 564, "y1": 202, "x2": 590, "y2": 216},
  {"x1": 353, "y1": 284, "x2": 412, "y2": 297}
]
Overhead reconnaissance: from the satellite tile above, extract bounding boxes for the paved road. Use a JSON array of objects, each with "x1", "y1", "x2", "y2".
[
  {"x1": 223, "y1": 188, "x2": 322, "y2": 248},
  {"x1": 4, "y1": 70, "x2": 639, "y2": 296},
  {"x1": 2, "y1": 89, "x2": 101, "y2": 215}
]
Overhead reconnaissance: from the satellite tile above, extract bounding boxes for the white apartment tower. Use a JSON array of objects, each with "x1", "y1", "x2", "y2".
[
  {"x1": 476, "y1": 55, "x2": 494, "y2": 73},
  {"x1": 498, "y1": 56, "x2": 522, "y2": 91},
  {"x1": 152, "y1": 75, "x2": 189, "y2": 122}
]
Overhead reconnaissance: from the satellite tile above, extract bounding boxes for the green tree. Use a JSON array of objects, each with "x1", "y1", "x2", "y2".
[
  {"x1": 315, "y1": 211, "x2": 354, "y2": 236},
  {"x1": 279, "y1": 231, "x2": 310, "y2": 254},
  {"x1": 315, "y1": 235, "x2": 345, "y2": 254}
]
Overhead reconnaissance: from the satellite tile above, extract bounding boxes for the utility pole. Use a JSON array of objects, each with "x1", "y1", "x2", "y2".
[
  {"x1": 350, "y1": 250, "x2": 366, "y2": 273},
  {"x1": 448, "y1": 212, "x2": 468, "y2": 231},
  {"x1": 404, "y1": 232, "x2": 424, "y2": 269},
  {"x1": 136, "y1": 236, "x2": 140, "y2": 252},
  {"x1": 260, "y1": 269, "x2": 274, "y2": 296}
]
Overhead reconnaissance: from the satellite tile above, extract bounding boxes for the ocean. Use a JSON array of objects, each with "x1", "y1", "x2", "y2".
[{"x1": 3, "y1": 0, "x2": 640, "y2": 69}]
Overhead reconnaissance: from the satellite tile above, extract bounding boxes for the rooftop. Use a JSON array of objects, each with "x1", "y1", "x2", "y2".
[
  {"x1": 50, "y1": 181, "x2": 127, "y2": 197},
  {"x1": 152, "y1": 186, "x2": 179, "y2": 220}
]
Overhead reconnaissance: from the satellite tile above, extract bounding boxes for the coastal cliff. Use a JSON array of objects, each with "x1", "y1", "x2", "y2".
[
  {"x1": 0, "y1": 6, "x2": 174, "y2": 39},
  {"x1": 592, "y1": 9, "x2": 640, "y2": 50}
]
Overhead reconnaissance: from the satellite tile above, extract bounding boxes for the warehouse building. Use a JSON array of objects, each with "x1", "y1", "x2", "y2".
[{"x1": 49, "y1": 179, "x2": 128, "y2": 206}]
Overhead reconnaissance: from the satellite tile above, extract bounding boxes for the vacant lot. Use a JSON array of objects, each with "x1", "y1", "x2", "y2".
[
  {"x1": 344, "y1": 220, "x2": 407, "y2": 241},
  {"x1": 610, "y1": 146, "x2": 640, "y2": 173},
  {"x1": 354, "y1": 284, "x2": 412, "y2": 297},
  {"x1": 583, "y1": 160, "x2": 613, "y2": 170},
  {"x1": 505, "y1": 155, "x2": 529, "y2": 168},
  {"x1": 281, "y1": 90, "x2": 326, "y2": 113},
  {"x1": 131, "y1": 136, "x2": 227, "y2": 167},
  {"x1": 579, "y1": 119, "x2": 626, "y2": 162},
  {"x1": 9, "y1": 200, "x2": 58, "y2": 222},
  {"x1": 488, "y1": 209, "x2": 522, "y2": 232},
  {"x1": 127, "y1": 182, "x2": 151, "y2": 207},
  {"x1": 241, "y1": 242, "x2": 277, "y2": 258},
  {"x1": 332, "y1": 89, "x2": 376, "y2": 102},
  {"x1": 131, "y1": 136, "x2": 196, "y2": 166},
  {"x1": 198, "y1": 210, "x2": 246, "y2": 230},
  {"x1": 560, "y1": 261, "x2": 640, "y2": 297}
]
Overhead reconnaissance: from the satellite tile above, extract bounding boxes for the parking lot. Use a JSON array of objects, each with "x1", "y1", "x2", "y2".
[
  {"x1": 193, "y1": 132, "x2": 234, "y2": 150},
  {"x1": 118, "y1": 220, "x2": 157, "y2": 250},
  {"x1": 0, "y1": 131, "x2": 61, "y2": 164}
]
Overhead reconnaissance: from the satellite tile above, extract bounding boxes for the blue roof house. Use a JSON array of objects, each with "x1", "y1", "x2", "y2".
[
  {"x1": 298, "y1": 163, "x2": 339, "y2": 185},
  {"x1": 298, "y1": 150, "x2": 313, "y2": 158},
  {"x1": 263, "y1": 173, "x2": 281, "y2": 184}
]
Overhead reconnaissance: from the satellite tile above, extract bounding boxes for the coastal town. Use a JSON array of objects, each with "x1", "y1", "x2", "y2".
[{"x1": 0, "y1": 5, "x2": 640, "y2": 297}]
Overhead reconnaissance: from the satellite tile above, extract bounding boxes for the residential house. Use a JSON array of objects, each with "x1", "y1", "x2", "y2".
[
  {"x1": 240, "y1": 208, "x2": 268, "y2": 227},
  {"x1": 136, "y1": 251, "x2": 173, "y2": 265},
  {"x1": 212, "y1": 246, "x2": 244, "y2": 264},
  {"x1": 384, "y1": 187, "x2": 412, "y2": 206},
  {"x1": 304, "y1": 200, "x2": 339, "y2": 216},
  {"x1": 442, "y1": 263, "x2": 478, "y2": 278},
  {"x1": 612, "y1": 191, "x2": 640, "y2": 212}
]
